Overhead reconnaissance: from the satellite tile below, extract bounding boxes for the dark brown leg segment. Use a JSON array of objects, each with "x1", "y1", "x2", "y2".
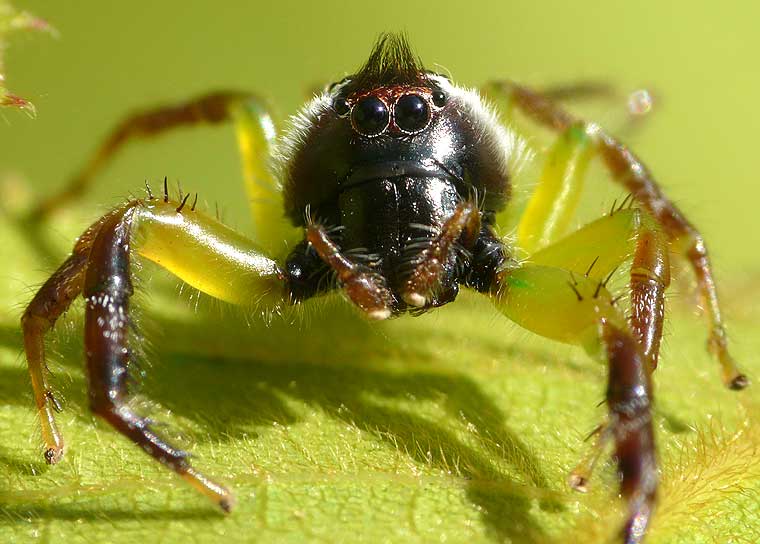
[
  {"x1": 402, "y1": 201, "x2": 481, "y2": 307},
  {"x1": 21, "y1": 209, "x2": 126, "y2": 463},
  {"x1": 486, "y1": 80, "x2": 747, "y2": 389},
  {"x1": 597, "y1": 135, "x2": 745, "y2": 387},
  {"x1": 82, "y1": 203, "x2": 232, "y2": 511},
  {"x1": 629, "y1": 222, "x2": 669, "y2": 370},
  {"x1": 29, "y1": 90, "x2": 255, "y2": 221},
  {"x1": 603, "y1": 322, "x2": 657, "y2": 544},
  {"x1": 306, "y1": 224, "x2": 394, "y2": 320}
]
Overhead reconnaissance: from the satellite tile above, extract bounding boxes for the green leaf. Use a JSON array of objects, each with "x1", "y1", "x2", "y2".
[{"x1": 0, "y1": 202, "x2": 758, "y2": 544}]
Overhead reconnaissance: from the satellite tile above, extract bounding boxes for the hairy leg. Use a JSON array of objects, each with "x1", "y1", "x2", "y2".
[
  {"x1": 28, "y1": 91, "x2": 293, "y2": 250},
  {"x1": 528, "y1": 208, "x2": 669, "y2": 497},
  {"x1": 22, "y1": 195, "x2": 288, "y2": 510},
  {"x1": 489, "y1": 265, "x2": 656, "y2": 544},
  {"x1": 484, "y1": 80, "x2": 746, "y2": 389},
  {"x1": 401, "y1": 200, "x2": 481, "y2": 307},
  {"x1": 21, "y1": 210, "x2": 124, "y2": 462},
  {"x1": 305, "y1": 224, "x2": 394, "y2": 320},
  {"x1": 531, "y1": 208, "x2": 669, "y2": 367}
]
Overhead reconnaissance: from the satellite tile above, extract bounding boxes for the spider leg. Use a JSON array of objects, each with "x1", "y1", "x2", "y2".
[
  {"x1": 484, "y1": 80, "x2": 747, "y2": 389},
  {"x1": 401, "y1": 200, "x2": 481, "y2": 307},
  {"x1": 305, "y1": 224, "x2": 394, "y2": 320},
  {"x1": 539, "y1": 81, "x2": 617, "y2": 103},
  {"x1": 28, "y1": 91, "x2": 294, "y2": 250},
  {"x1": 515, "y1": 122, "x2": 594, "y2": 253},
  {"x1": 488, "y1": 265, "x2": 656, "y2": 544},
  {"x1": 566, "y1": 420, "x2": 614, "y2": 493},
  {"x1": 526, "y1": 208, "x2": 668, "y2": 503},
  {"x1": 22, "y1": 195, "x2": 289, "y2": 511},
  {"x1": 532, "y1": 208, "x2": 669, "y2": 367},
  {"x1": 21, "y1": 211, "x2": 120, "y2": 462}
]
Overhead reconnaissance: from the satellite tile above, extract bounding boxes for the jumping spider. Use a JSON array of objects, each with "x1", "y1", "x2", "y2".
[{"x1": 22, "y1": 34, "x2": 747, "y2": 543}]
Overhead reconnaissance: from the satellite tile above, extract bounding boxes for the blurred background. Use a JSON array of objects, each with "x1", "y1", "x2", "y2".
[{"x1": 3, "y1": 0, "x2": 760, "y2": 278}]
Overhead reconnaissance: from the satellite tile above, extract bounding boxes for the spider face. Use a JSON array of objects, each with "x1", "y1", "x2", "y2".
[{"x1": 282, "y1": 38, "x2": 516, "y2": 311}]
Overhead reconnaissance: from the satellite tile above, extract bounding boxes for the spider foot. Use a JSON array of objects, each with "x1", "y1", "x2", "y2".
[
  {"x1": 181, "y1": 467, "x2": 235, "y2": 513},
  {"x1": 709, "y1": 330, "x2": 750, "y2": 390},
  {"x1": 568, "y1": 422, "x2": 611, "y2": 494},
  {"x1": 44, "y1": 446, "x2": 64, "y2": 465}
]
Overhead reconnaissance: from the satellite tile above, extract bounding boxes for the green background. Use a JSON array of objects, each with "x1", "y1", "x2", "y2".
[{"x1": 1, "y1": 1, "x2": 758, "y2": 543}]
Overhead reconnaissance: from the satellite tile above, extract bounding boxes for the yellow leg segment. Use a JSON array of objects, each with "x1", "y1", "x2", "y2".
[
  {"x1": 531, "y1": 208, "x2": 670, "y2": 367},
  {"x1": 530, "y1": 208, "x2": 668, "y2": 283},
  {"x1": 493, "y1": 264, "x2": 622, "y2": 344},
  {"x1": 229, "y1": 98, "x2": 299, "y2": 251},
  {"x1": 517, "y1": 122, "x2": 594, "y2": 254},
  {"x1": 133, "y1": 198, "x2": 286, "y2": 307}
]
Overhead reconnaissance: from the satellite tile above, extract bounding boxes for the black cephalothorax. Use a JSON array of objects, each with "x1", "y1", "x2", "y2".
[{"x1": 281, "y1": 34, "x2": 515, "y2": 313}]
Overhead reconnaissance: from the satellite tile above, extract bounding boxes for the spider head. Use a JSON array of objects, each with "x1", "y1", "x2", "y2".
[
  {"x1": 281, "y1": 33, "x2": 520, "y2": 229},
  {"x1": 280, "y1": 35, "x2": 523, "y2": 307}
]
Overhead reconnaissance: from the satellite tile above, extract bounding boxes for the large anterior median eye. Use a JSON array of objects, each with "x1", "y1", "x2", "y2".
[
  {"x1": 394, "y1": 94, "x2": 430, "y2": 134},
  {"x1": 351, "y1": 96, "x2": 390, "y2": 137}
]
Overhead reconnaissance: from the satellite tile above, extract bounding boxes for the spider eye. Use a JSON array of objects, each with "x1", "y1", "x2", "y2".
[
  {"x1": 394, "y1": 94, "x2": 430, "y2": 134},
  {"x1": 351, "y1": 96, "x2": 390, "y2": 137},
  {"x1": 333, "y1": 97, "x2": 350, "y2": 117},
  {"x1": 432, "y1": 90, "x2": 447, "y2": 107}
]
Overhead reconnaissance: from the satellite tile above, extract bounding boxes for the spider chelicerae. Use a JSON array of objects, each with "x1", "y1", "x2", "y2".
[{"x1": 21, "y1": 33, "x2": 747, "y2": 543}]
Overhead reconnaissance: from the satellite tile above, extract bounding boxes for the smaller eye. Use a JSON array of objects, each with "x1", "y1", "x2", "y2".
[
  {"x1": 432, "y1": 90, "x2": 447, "y2": 107},
  {"x1": 333, "y1": 97, "x2": 350, "y2": 117}
]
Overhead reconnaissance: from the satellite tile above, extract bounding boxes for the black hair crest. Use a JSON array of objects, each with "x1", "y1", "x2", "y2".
[{"x1": 344, "y1": 33, "x2": 430, "y2": 93}]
